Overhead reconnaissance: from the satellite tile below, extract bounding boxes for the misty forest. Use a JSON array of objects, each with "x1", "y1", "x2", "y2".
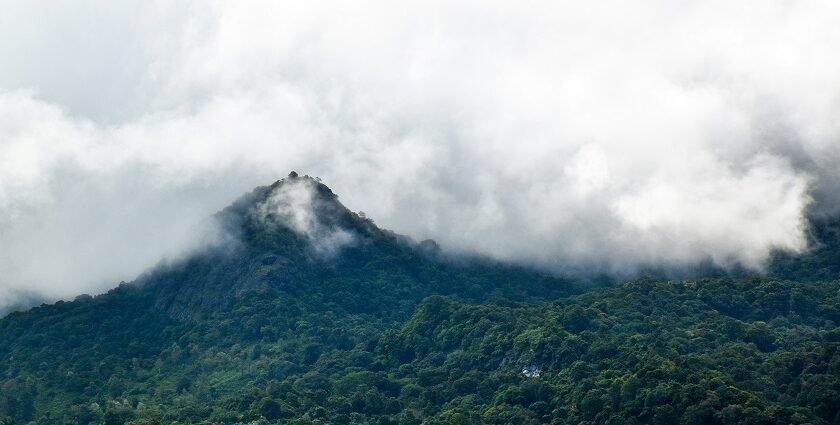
[
  {"x1": 4, "y1": 2, "x2": 840, "y2": 425},
  {"x1": 1, "y1": 175, "x2": 839, "y2": 424}
]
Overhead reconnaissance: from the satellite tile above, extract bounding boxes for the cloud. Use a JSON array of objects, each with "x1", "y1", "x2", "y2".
[
  {"x1": 255, "y1": 177, "x2": 356, "y2": 257},
  {"x1": 1, "y1": 1, "x2": 840, "y2": 309}
]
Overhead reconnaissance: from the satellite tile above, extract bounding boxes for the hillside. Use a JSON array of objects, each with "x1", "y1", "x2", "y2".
[{"x1": 0, "y1": 175, "x2": 839, "y2": 424}]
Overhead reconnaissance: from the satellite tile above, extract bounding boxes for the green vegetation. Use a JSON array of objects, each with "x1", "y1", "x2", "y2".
[{"x1": 1, "y1": 177, "x2": 838, "y2": 424}]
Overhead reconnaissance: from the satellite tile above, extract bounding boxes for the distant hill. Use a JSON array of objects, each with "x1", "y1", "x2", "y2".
[{"x1": 0, "y1": 174, "x2": 838, "y2": 424}]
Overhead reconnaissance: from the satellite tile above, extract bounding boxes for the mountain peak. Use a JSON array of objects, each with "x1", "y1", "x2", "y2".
[
  {"x1": 266, "y1": 172, "x2": 339, "y2": 206},
  {"x1": 214, "y1": 173, "x2": 375, "y2": 260},
  {"x1": 261, "y1": 173, "x2": 350, "y2": 231}
]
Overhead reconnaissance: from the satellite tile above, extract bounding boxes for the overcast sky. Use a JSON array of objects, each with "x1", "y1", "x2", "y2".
[{"x1": 2, "y1": 1, "x2": 840, "y2": 309}]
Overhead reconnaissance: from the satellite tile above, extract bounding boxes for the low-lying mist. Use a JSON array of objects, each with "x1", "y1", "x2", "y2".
[{"x1": 2, "y1": 1, "x2": 840, "y2": 311}]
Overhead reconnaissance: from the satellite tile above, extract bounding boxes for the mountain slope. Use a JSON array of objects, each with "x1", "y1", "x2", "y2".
[{"x1": 342, "y1": 278, "x2": 840, "y2": 424}]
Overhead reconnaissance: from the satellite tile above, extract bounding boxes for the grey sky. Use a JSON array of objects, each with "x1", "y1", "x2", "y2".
[{"x1": 2, "y1": 1, "x2": 840, "y2": 309}]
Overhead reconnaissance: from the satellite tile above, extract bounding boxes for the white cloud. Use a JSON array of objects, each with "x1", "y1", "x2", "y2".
[
  {"x1": 255, "y1": 177, "x2": 356, "y2": 257},
  {"x1": 1, "y1": 1, "x2": 840, "y2": 308}
]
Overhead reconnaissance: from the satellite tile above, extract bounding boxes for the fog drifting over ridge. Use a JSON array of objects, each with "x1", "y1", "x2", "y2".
[{"x1": 2, "y1": 1, "x2": 840, "y2": 308}]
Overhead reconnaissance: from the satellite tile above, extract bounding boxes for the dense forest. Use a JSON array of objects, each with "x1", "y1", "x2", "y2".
[{"x1": 1, "y1": 175, "x2": 839, "y2": 424}]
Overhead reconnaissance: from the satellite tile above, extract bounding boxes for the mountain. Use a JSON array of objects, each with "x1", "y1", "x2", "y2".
[
  {"x1": 0, "y1": 174, "x2": 839, "y2": 425},
  {"x1": 0, "y1": 173, "x2": 576, "y2": 423}
]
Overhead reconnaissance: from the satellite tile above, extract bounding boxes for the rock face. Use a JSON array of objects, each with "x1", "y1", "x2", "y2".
[{"x1": 521, "y1": 365, "x2": 541, "y2": 378}]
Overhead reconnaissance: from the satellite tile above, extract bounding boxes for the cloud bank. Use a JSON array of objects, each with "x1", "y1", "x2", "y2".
[{"x1": 2, "y1": 1, "x2": 840, "y2": 308}]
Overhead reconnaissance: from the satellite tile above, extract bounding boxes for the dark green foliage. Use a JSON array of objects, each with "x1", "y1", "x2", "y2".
[
  {"x1": 770, "y1": 216, "x2": 840, "y2": 282},
  {"x1": 0, "y1": 177, "x2": 838, "y2": 424}
]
